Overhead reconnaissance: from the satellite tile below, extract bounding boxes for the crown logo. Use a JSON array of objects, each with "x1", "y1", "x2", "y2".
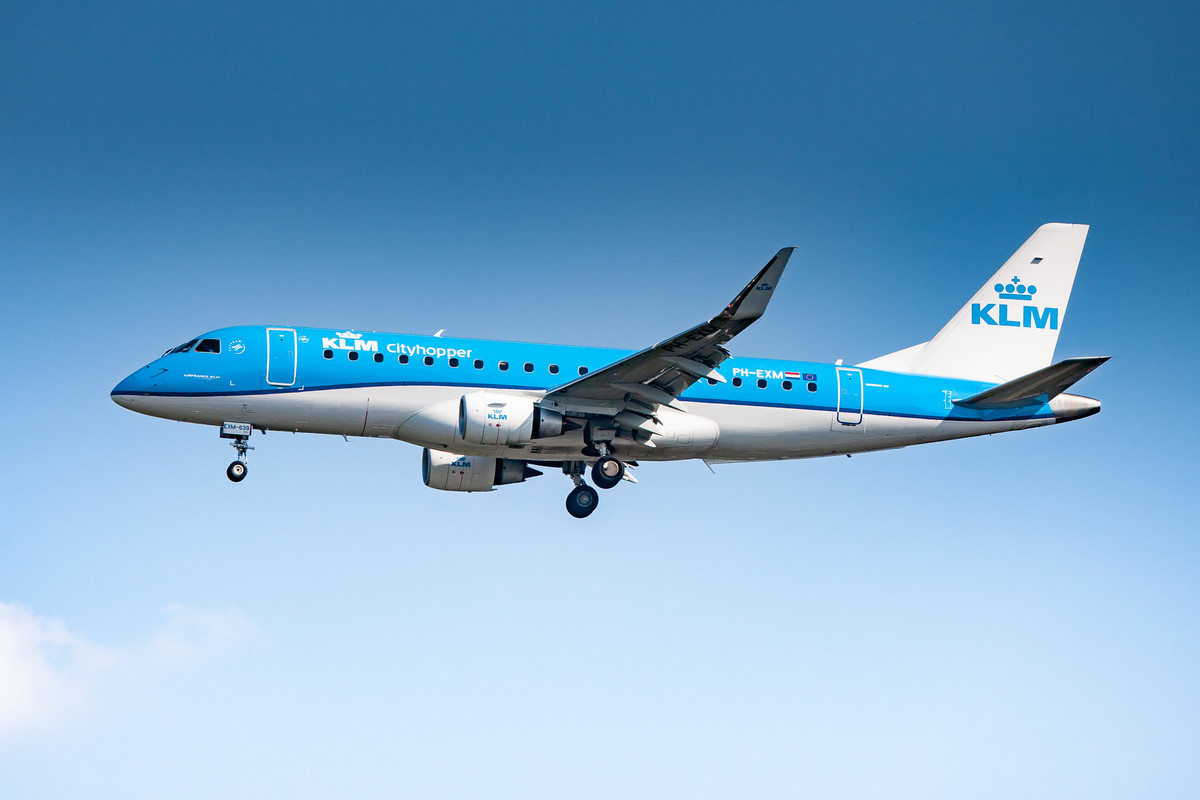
[
  {"x1": 335, "y1": 330, "x2": 363, "y2": 339},
  {"x1": 994, "y1": 276, "x2": 1038, "y2": 301}
]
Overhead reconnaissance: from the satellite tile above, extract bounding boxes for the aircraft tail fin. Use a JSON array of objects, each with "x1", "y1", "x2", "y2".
[
  {"x1": 953, "y1": 356, "x2": 1109, "y2": 409},
  {"x1": 860, "y1": 223, "x2": 1089, "y2": 382}
]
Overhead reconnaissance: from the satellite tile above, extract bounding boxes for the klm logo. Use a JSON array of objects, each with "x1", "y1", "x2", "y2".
[
  {"x1": 487, "y1": 410, "x2": 508, "y2": 422},
  {"x1": 322, "y1": 330, "x2": 380, "y2": 351},
  {"x1": 755, "y1": 282, "x2": 774, "y2": 291},
  {"x1": 971, "y1": 277, "x2": 1058, "y2": 330}
]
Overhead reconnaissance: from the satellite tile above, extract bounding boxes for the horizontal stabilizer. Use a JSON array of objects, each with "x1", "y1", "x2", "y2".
[{"x1": 953, "y1": 356, "x2": 1109, "y2": 410}]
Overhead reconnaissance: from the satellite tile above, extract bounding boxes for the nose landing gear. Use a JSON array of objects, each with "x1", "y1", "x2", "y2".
[
  {"x1": 226, "y1": 435, "x2": 253, "y2": 482},
  {"x1": 220, "y1": 421, "x2": 254, "y2": 483}
]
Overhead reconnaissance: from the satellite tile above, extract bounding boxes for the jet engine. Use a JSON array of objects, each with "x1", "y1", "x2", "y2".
[
  {"x1": 458, "y1": 392, "x2": 567, "y2": 445},
  {"x1": 421, "y1": 448, "x2": 542, "y2": 492}
]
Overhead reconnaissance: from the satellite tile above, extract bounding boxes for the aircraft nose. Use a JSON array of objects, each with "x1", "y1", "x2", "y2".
[
  {"x1": 111, "y1": 373, "x2": 140, "y2": 408},
  {"x1": 111, "y1": 365, "x2": 164, "y2": 408}
]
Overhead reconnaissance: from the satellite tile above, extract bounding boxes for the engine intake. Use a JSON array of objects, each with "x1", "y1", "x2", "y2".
[
  {"x1": 422, "y1": 448, "x2": 542, "y2": 492},
  {"x1": 458, "y1": 392, "x2": 567, "y2": 445}
]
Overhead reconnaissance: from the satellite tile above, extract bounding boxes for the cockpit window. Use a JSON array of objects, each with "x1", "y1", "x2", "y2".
[
  {"x1": 194, "y1": 338, "x2": 221, "y2": 353},
  {"x1": 170, "y1": 338, "x2": 200, "y2": 354}
]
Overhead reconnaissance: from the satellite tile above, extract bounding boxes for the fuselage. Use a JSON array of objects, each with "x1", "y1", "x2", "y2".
[{"x1": 110, "y1": 325, "x2": 1100, "y2": 463}]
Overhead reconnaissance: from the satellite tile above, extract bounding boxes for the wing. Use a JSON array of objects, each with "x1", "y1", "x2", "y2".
[{"x1": 540, "y1": 247, "x2": 794, "y2": 432}]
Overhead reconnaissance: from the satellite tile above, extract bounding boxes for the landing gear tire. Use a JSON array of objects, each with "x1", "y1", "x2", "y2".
[
  {"x1": 591, "y1": 456, "x2": 624, "y2": 490},
  {"x1": 227, "y1": 461, "x2": 248, "y2": 482},
  {"x1": 566, "y1": 485, "x2": 599, "y2": 518}
]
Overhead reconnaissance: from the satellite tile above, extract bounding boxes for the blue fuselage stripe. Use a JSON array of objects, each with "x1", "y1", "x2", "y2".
[{"x1": 111, "y1": 325, "x2": 1058, "y2": 424}]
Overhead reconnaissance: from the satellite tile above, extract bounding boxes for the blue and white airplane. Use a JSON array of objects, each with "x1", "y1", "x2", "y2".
[{"x1": 112, "y1": 223, "x2": 1106, "y2": 517}]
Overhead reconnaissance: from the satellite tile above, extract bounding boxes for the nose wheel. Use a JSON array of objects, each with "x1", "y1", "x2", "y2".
[{"x1": 227, "y1": 460, "x2": 248, "y2": 482}]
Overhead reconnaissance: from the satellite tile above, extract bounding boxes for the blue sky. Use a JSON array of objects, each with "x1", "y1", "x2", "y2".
[{"x1": 2, "y1": 2, "x2": 1198, "y2": 797}]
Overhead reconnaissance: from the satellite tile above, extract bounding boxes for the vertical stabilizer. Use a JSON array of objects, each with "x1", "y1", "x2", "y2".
[{"x1": 861, "y1": 223, "x2": 1089, "y2": 382}]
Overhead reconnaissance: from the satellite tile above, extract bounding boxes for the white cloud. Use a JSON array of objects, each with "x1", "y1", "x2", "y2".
[{"x1": 0, "y1": 602, "x2": 257, "y2": 737}]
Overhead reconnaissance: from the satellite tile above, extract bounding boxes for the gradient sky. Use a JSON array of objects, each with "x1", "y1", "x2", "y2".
[{"x1": 2, "y1": 2, "x2": 1198, "y2": 798}]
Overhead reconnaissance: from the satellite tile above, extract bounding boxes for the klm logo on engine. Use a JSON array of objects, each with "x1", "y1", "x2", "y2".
[{"x1": 971, "y1": 277, "x2": 1058, "y2": 330}]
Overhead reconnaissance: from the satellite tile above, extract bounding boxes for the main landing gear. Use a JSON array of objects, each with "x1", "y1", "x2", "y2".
[{"x1": 562, "y1": 448, "x2": 628, "y2": 518}]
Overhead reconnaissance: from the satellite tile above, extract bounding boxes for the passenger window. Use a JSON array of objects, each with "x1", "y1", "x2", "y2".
[
  {"x1": 732, "y1": 377, "x2": 742, "y2": 387},
  {"x1": 578, "y1": 366, "x2": 589, "y2": 376},
  {"x1": 398, "y1": 354, "x2": 409, "y2": 364},
  {"x1": 707, "y1": 378, "x2": 717, "y2": 385},
  {"x1": 449, "y1": 357, "x2": 459, "y2": 367},
  {"x1": 807, "y1": 382, "x2": 817, "y2": 392},
  {"x1": 423, "y1": 356, "x2": 434, "y2": 366},
  {"x1": 523, "y1": 363, "x2": 534, "y2": 373},
  {"x1": 348, "y1": 351, "x2": 359, "y2": 361},
  {"x1": 195, "y1": 338, "x2": 221, "y2": 353},
  {"x1": 474, "y1": 359, "x2": 484, "y2": 369},
  {"x1": 499, "y1": 361, "x2": 509, "y2": 371},
  {"x1": 757, "y1": 378, "x2": 767, "y2": 388},
  {"x1": 323, "y1": 349, "x2": 333, "y2": 359},
  {"x1": 782, "y1": 380, "x2": 792, "y2": 391},
  {"x1": 549, "y1": 364, "x2": 559, "y2": 374},
  {"x1": 373, "y1": 353, "x2": 384, "y2": 363}
]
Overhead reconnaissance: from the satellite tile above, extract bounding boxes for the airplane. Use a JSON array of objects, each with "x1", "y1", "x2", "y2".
[{"x1": 111, "y1": 223, "x2": 1106, "y2": 518}]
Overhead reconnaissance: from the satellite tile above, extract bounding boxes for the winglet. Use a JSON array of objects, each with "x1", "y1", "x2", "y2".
[{"x1": 721, "y1": 247, "x2": 794, "y2": 321}]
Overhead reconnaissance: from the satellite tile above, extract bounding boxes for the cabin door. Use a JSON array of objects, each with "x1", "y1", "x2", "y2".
[
  {"x1": 266, "y1": 328, "x2": 297, "y2": 386},
  {"x1": 835, "y1": 367, "x2": 863, "y2": 425}
]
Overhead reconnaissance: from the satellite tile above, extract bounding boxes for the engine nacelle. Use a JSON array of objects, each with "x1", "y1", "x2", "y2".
[
  {"x1": 421, "y1": 448, "x2": 542, "y2": 492},
  {"x1": 458, "y1": 392, "x2": 566, "y2": 445}
]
